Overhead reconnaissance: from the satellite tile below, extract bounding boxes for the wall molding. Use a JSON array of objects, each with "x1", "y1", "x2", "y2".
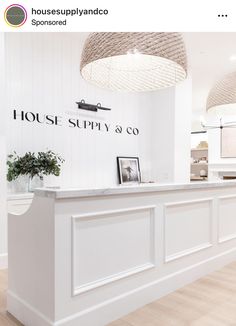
[
  {"x1": 219, "y1": 234, "x2": 236, "y2": 244},
  {"x1": 218, "y1": 195, "x2": 236, "y2": 244},
  {"x1": 164, "y1": 198, "x2": 214, "y2": 263},
  {"x1": 165, "y1": 243, "x2": 212, "y2": 263},
  {"x1": 71, "y1": 205, "x2": 156, "y2": 296},
  {"x1": 73, "y1": 263, "x2": 155, "y2": 296},
  {"x1": 164, "y1": 197, "x2": 214, "y2": 208}
]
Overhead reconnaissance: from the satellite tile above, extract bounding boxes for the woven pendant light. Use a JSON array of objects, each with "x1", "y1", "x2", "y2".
[
  {"x1": 80, "y1": 32, "x2": 187, "y2": 92},
  {"x1": 207, "y1": 72, "x2": 236, "y2": 113}
]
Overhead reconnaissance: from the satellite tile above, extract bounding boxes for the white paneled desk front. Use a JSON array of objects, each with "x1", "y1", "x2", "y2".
[{"x1": 7, "y1": 181, "x2": 236, "y2": 326}]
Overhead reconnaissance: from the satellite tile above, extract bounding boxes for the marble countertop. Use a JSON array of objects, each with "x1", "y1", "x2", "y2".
[{"x1": 34, "y1": 180, "x2": 236, "y2": 199}]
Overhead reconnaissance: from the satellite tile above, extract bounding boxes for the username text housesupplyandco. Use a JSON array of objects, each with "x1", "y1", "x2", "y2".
[{"x1": 31, "y1": 7, "x2": 109, "y2": 27}]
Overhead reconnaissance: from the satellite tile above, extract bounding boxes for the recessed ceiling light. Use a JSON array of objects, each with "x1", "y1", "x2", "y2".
[{"x1": 230, "y1": 55, "x2": 236, "y2": 61}]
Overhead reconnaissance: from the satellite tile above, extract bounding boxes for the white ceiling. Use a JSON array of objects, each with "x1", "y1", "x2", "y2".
[{"x1": 183, "y1": 33, "x2": 236, "y2": 116}]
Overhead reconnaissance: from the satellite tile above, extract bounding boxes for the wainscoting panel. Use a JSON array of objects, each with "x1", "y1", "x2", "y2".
[
  {"x1": 72, "y1": 205, "x2": 156, "y2": 295},
  {"x1": 218, "y1": 195, "x2": 236, "y2": 243},
  {"x1": 164, "y1": 198, "x2": 213, "y2": 262}
]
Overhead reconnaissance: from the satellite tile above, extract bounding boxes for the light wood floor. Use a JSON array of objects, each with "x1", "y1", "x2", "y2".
[
  {"x1": 0, "y1": 270, "x2": 23, "y2": 326},
  {"x1": 108, "y1": 261, "x2": 236, "y2": 326},
  {"x1": 1, "y1": 263, "x2": 236, "y2": 326}
]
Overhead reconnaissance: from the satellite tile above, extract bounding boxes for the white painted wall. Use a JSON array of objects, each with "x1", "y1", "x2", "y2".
[
  {"x1": 0, "y1": 33, "x2": 7, "y2": 269},
  {"x1": 5, "y1": 33, "x2": 154, "y2": 189},
  {"x1": 150, "y1": 77, "x2": 192, "y2": 183},
  {"x1": 174, "y1": 76, "x2": 192, "y2": 182},
  {"x1": 5, "y1": 33, "x2": 191, "y2": 190},
  {"x1": 149, "y1": 88, "x2": 175, "y2": 182}
]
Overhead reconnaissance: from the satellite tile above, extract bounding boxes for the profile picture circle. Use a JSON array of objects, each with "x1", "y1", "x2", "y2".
[{"x1": 4, "y1": 4, "x2": 27, "y2": 27}]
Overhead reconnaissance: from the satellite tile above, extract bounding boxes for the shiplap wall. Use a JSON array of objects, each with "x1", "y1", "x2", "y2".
[
  {"x1": 5, "y1": 32, "x2": 190, "y2": 189},
  {"x1": 1, "y1": 33, "x2": 191, "y2": 266}
]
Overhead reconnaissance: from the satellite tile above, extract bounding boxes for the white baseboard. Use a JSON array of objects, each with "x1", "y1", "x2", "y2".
[
  {"x1": 7, "y1": 291, "x2": 53, "y2": 326},
  {"x1": 0, "y1": 253, "x2": 8, "y2": 269},
  {"x1": 7, "y1": 247, "x2": 236, "y2": 326}
]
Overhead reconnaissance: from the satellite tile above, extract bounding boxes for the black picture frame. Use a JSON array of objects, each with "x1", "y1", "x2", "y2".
[{"x1": 117, "y1": 156, "x2": 141, "y2": 185}]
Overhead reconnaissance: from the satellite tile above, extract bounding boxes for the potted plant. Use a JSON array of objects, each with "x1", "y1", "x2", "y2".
[{"x1": 7, "y1": 150, "x2": 65, "y2": 192}]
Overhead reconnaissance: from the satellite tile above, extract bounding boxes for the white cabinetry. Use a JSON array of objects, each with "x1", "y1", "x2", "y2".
[{"x1": 8, "y1": 182, "x2": 236, "y2": 326}]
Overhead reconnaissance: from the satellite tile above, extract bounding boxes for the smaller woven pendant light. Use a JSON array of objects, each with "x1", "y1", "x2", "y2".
[
  {"x1": 80, "y1": 32, "x2": 187, "y2": 92},
  {"x1": 207, "y1": 72, "x2": 236, "y2": 113}
]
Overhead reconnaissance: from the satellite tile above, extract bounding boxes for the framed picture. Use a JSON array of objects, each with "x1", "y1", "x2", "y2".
[
  {"x1": 221, "y1": 127, "x2": 236, "y2": 158},
  {"x1": 117, "y1": 156, "x2": 141, "y2": 185}
]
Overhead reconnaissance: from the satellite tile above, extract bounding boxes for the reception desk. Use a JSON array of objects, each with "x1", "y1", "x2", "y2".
[{"x1": 7, "y1": 181, "x2": 236, "y2": 326}]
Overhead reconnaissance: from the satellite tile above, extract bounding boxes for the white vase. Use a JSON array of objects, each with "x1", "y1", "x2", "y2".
[{"x1": 28, "y1": 176, "x2": 44, "y2": 192}]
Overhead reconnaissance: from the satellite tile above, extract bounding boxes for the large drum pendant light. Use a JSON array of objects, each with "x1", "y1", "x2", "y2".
[
  {"x1": 207, "y1": 72, "x2": 236, "y2": 114},
  {"x1": 80, "y1": 32, "x2": 187, "y2": 92}
]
